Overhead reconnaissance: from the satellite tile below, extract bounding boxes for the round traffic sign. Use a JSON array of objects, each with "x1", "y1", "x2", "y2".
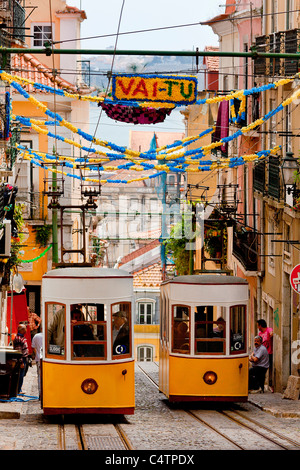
[{"x1": 290, "y1": 264, "x2": 300, "y2": 294}]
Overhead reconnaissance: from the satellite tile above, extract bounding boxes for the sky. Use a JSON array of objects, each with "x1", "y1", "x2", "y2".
[
  {"x1": 70, "y1": 1, "x2": 223, "y2": 145},
  {"x1": 71, "y1": 0, "x2": 222, "y2": 52}
]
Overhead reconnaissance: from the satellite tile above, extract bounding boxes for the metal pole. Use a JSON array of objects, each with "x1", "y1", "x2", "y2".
[
  {"x1": 51, "y1": 150, "x2": 59, "y2": 265},
  {"x1": 0, "y1": 47, "x2": 300, "y2": 60}
]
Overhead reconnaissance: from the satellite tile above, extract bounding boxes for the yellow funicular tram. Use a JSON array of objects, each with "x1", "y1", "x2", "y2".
[
  {"x1": 41, "y1": 267, "x2": 135, "y2": 415},
  {"x1": 159, "y1": 275, "x2": 249, "y2": 402}
]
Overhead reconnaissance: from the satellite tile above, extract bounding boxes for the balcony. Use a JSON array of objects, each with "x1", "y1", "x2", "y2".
[
  {"x1": 0, "y1": 0, "x2": 25, "y2": 44},
  {"x1": 254, "y1": 29, "x2": 299, "y2": 77},
  {"x1": 232, "y1": 227, "x2": 258, "y2": 272}
]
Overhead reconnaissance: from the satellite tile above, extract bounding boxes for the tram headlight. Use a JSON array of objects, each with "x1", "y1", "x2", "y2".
[
  {"x1": 203, "y1": 371, "x2": 218, "y2": 385},
  {"x1": 81, "y1": 378, "x2": 98, "y2": 394}
]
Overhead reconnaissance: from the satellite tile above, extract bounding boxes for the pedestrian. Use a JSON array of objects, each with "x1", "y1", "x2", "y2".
[
  {"x1": 31, "y1": 327, "x2": 43, "y2": 399},
  {"x1": 13, "y1": 323, "x2": 29, "y2": 395},
  {"x1": 249, "y1": 335, "x2": 269, "y2": 393},
  {"x1": 257, "y1": 319, "x2": 273, "y2": 391},
  {"x1": 27, "y1": 307, "x2": 42, "y2": 339}
]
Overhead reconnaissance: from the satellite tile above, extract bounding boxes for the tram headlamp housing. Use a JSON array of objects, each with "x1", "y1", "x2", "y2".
[
  {"x1": 81, "y1": 378, "x2": 98, "y2": 394},
  {"x1": 203, "y1": 371, "x2": 218, "y2": 385}
]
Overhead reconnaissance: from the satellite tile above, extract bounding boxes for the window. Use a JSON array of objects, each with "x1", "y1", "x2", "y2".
[
  {"x1": 33, "y1": 24, "x2": 52, "y2": 47},
  {"x1": 71, "y1": 303, "x2": 107, "y2": 360},
  {"x1": 172, "y1": 305, "x2": 190, "y2": 354},
  {"x1": 137, "y1": 346, "x2": 153, "y2": 361},
  {"x1": 46, "y1": 302, "x2": 66, "y2": 359},
  {"x1": 230, "y1": 305, "x2": 246, "y2": 354},
  {"x1": 138, "y1": 301, "x2": 154, "y2": 324},
  {"x1": 194, "y1": 305, "x2": 226, "y2": 354},
  {"x1": 167, "y1": 174, "x2": 176, "y2": 186},
  {"x1": 111, "y1": 302, "x2": 131, "y2": 358}
]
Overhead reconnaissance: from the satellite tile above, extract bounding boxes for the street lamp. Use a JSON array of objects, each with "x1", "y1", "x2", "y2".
[{"x1": 280, "y1": 151, "x2": 300, "y2": 206}]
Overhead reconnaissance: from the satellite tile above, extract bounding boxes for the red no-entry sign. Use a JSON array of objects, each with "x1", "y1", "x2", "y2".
[{"x1": 290, "y1": 264, "x2": 300, "y2": 294}]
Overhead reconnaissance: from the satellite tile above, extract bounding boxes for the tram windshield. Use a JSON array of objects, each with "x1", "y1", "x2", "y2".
[
  {"x1": 111, "y1": 302, "x2": 131, "y2": 358},
  {"x1": 172, "y1": 305, "x2": 190, "y2": 354},
  {"x1": 230, "y1": 305, "x2": 246, "y2": 354},
  {"x1": 195, "y1": 305, "x2": 226, "y2": 354},
  {"x1": 71, "y1": 303, "x2": 107, "y2": 359}
]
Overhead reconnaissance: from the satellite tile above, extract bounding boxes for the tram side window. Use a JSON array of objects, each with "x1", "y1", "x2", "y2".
[
  {"x1": 111, "y1": 302, "x2": 131, "y2": 358},
  {"x1": 172, "y1": 305, "x2": 190, "y2": 354},
  {"x1": 46, "y1": 303, "x2": 66, "y2": 358},
  {"x1": 195, "y1": 305, "x2": 226, "y2": 354},
  {"x1": 230, "y1": 305, "x2": 246, "y2": 354},
  {"x1": 71, "y1": 303, "x2": 107, "y2": 360}
]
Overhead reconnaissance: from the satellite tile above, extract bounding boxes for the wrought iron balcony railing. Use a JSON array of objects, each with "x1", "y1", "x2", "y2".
[{"x1": 232, "y1": 228, "x2": 258, "y2": 272}]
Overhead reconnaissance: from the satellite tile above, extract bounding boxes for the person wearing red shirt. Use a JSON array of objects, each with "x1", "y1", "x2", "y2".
[{"x1": 257, "y1": 319, "x2": 273, "y2": 391}]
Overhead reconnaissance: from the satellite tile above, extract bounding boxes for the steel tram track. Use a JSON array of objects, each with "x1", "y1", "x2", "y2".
[
  {"x1": 137, "y1": 363, "x2": 300, "y2": 451},
  {"x1": 218, "y1": 409, "x2": 300, "y2": 450},
  {"x1": 58, "y1": 421, "x2": 133, "y2": 450}
]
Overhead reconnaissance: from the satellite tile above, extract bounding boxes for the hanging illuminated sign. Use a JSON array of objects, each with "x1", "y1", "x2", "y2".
[{"x1": 111, "y1": 74, "x2": 198, "y2": 106}]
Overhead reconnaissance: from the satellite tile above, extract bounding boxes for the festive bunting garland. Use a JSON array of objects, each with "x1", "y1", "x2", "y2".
[
  {"x1": 9, "y1": 75, "x2": 300, "y2": 163},
  {"x1": 21, "y1": 244, "x2": 52, "y2": 263},
  {"x1": 19, "y1": 143, "x2": 281, "y2": 185},
  {"x1": 1, "y1": 69, "x2": 298, "y2": 110},
  {"x1": 2, "y1": 67, "x2": 298, "y2": 186}
]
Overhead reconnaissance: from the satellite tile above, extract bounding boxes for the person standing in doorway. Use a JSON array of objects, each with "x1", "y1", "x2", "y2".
[{"x1": 257, "y1": 319, "x2": 273, "y2": 391}]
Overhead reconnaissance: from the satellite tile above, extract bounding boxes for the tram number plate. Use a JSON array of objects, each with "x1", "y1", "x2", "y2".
[
  {"x1": 49, "y1": 344, "x2": 64, "y2": 355},
  {"x1": 232, "y1": 334, "x2": 244, "y2": 351}
]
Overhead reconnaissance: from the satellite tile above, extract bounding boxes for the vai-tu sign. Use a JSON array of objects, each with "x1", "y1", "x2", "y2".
[{"x1": 112, "y1": 74, "x2": 198, "y2": 106}]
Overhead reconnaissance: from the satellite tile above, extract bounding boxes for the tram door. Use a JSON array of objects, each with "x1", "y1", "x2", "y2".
[{"x1": 159, "y1": 290, "x2": 168, "y2": 394}]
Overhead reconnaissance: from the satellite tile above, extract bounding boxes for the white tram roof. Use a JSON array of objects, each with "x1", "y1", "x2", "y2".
[
  {"x1": 162, "y1": 275, "x2": 248, "y2": 285},
  {"x1": 43, "y1": 267, "x2": 133, "y2": 279},
  {"x1": 161, "y1": 275, "x2": 248, "y2": 304},
  {"x1": 42, "y1": 267, "x2": 133, "y2": 304}
]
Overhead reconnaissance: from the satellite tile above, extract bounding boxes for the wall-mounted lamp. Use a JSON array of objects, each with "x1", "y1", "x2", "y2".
[{"x1": 280, "y1": 151, "x2": 300, "y2": 206}]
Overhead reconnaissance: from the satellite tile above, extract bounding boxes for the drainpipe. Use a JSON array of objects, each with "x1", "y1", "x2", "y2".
[{"x1": 262, "y1": 0, "x2": 267, "y2": 35}]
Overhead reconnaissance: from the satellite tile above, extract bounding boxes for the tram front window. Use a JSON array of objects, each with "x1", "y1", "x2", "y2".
[
  {"x1": 230, "y1": 305, "x2": 246, "y2": 354},
  {"x1": 195, "y1": 305, "x2": 226, "y2": 354},
  {"x1": 46, "y1": 303, "x2": 66, "y2": 358},
  {"x1": 111, "y1": 302, "x2": 131, "y2": 358},
  {"x1": 71, "y1": 303, "x2": 107, "y2": 359},
  {"x1": 172, "y1": 305, "x2": 190, "y2": 354}
]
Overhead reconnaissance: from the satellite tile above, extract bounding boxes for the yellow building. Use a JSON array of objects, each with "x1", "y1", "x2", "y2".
[{"x1": 8, "y1": 1, "x2": 91, "y2": 315}]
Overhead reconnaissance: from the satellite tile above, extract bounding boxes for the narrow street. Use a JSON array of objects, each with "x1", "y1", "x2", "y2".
[{"x1": 0, "y1": 362, "x2": 299, "y2": 452}]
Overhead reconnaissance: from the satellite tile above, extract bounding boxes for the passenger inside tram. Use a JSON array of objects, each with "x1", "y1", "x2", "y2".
[
  {"x1": 212, "y1": 317, "x2": 226, "y2": 338},
  {"x1": 112, "y1": 310, "x2": 130, "y2": 355},
  {"x1": 173, "y1": 321, "x2": 189, "y2": 350},
  {"x1": 195, "y1": 306, "x2": 226, "y2": 354}
]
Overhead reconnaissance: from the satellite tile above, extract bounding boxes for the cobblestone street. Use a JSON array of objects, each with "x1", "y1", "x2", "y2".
[{"x1": 0, "y1": 362, "x2": 299, "y2": 451}]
